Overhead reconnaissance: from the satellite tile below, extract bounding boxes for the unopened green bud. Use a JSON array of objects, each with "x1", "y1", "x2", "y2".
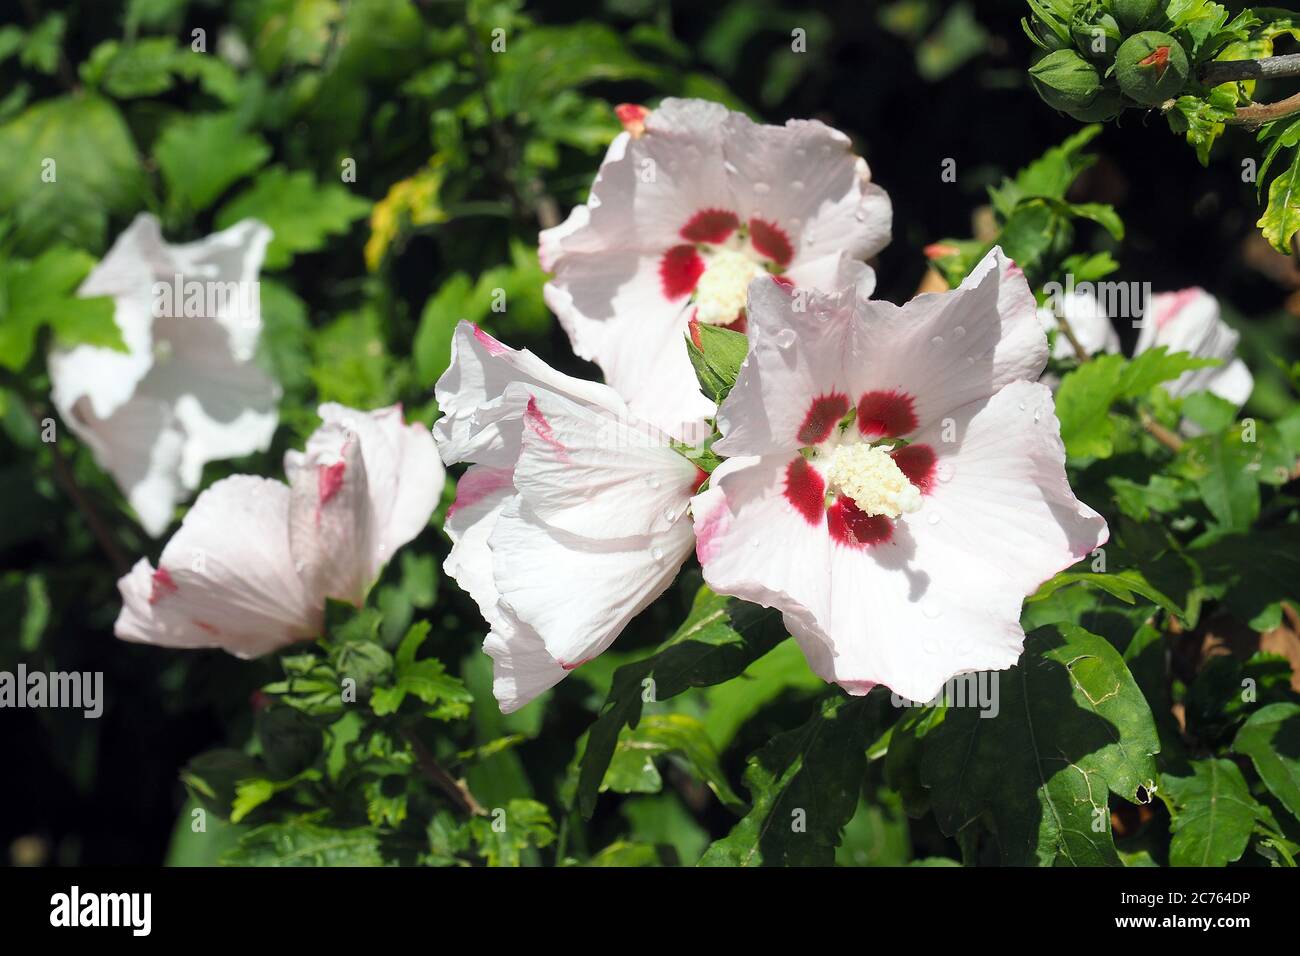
[
  {"x1": 1110, "y1": 0, "x2": 1162, "y2": 32},
  {"x1": 1064, "y1": 87, "x2": 1124, "y2": 122},
  {"x1": 1073, "y1": 15, "x2": 1122, "y2": 61},
  {"x1": 1029, "y1": 50, "x2": 1103, "y2": 112},
  {"x1": 1116, "y1": 32, "x2": 1189, "y2": 106}
]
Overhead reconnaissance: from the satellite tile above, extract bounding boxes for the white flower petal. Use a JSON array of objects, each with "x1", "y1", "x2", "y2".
[
  {"x1": 490, "y1": 497, "x2": 695, "y2": 667},
  {"x1": 114, "y1": 476, "x2": 319, "y2": 657},
  {"x1": 483, "y1": 620, "x2": 568, "y2": 714},
  {"x1": 508, "y1": 384, "x2": 700, "y2": 538},
  {"x1": 1037, "y1": 289, "x2": 1121, "y2": 360},
  {"x1": 1137, "y1": 288, "x2": 1254, "y2": 404}
]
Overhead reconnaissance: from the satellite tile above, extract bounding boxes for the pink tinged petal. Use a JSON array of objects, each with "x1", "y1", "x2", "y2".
[
  {"x1": 748, "y1": 218, "x2": 793, "y2": 267},
  {"x1": 524, "y1": 396, "x2": 568, "y2": 460},
  {"x1": 891, "y1": 443, "x2": 937, "y2": 495},
  {"x1": 1136, "y1": 289, "x2": 1252, "y2": 406},
  {"x1": 857, "y1": 389, "x2": 918, "y2": 440},
  {"x1": 312, "y1": 402, "x2": 442, "y2": 568},
  {"x1": 489, "y1": 498, "x2": 695, "y2": 667},
  {"x1": 783, "y1": 457, "x2": 825, "y2": 525},
  {"x1": 472, "y1": 324, "x2": 509, "y2": 355},
  {"x1": 149, "y1": 568, "x2": 179, "y2": 603},
  {"x1": 287, "y1": 427, "x2": 375, "y2": 607},
  {"x1": 510, "y1": 385, "x2": 698, "y2": 539},
  {"x1": 1154, "y1": 287, "x2": 1202, "y2": 329},
  {"x1": 797, "y1": 392, "x2": 850, "y2": 445},
  {"x1": 113, "y1": 477, "x2": 320, "y2": 658},
  {"x1": 660, "y1": 244, "x2": 706, "y2": 299},
  {"x1": 448, "y1": 464, "x2": 514, "y2": 518},
  {"x1": 443, "y1": 469, "x2": 516, "y2": 628},
  {"x1": 434, "y1": 322, "x2": 632, "y2": 466},
  {"x1": 681, "y1": 209, "x2": 740, "y2": 243}
]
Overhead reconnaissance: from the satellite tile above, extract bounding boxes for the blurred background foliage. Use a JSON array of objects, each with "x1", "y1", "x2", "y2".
[{"x1": 1, "y1": 0, "x2": 1298, "y2": 866}]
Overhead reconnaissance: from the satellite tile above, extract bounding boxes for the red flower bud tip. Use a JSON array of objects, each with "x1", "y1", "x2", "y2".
[
  {"x1": 1138, "y1": 46, "x2": 1170, "y2": 77},
  {"x1": 923, "y1": 242, "x2": 960, "y2": 259},
  {"x1": 615, "y1": 103, "x2": 648, "y2": 137},
  {"x1": 688, "y1": 315, "x2": 703, "y2": 348}
]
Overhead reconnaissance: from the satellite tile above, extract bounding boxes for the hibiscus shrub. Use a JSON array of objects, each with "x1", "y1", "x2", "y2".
[{"x1": 2, "y1": 0, "x2": 1300, "y2": 869}]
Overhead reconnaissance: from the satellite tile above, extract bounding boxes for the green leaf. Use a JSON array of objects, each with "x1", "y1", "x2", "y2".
[
  {"x1": 699, "y1": 693, "x2": 880, "y2": 866},
  {"x1": 1233, "y1": 702, "x2": 1300, "y2": 822},
  {"x1": 0, "y1": 246, "x2": 123, "y2": 370},
  {"x1": 468, "y1": 799, "x2": 556, "y2": 867},
  {"x1": 1163, "y1": 759, "x2": 1270, "y2": 866},
  {"x1": 222, "y1": 816, "x2": 384, "y2": 866},
  {"x1": 1028, "y1": 568, "x2": 1182, "y2": 620},
  {"x1": 0, "y1": 94, "x2": 146, "y2": 252},
  {"x1": 575, "y1": 586, "x2": 786, "y2": 818},
  {"x1": 1185, "y1": 427, "x2": 1262, "y2": 532},
  {"x1": 155, "y1": 111, "x2": 270, "y2": 212},
  {"x1": 217, "y1": 166, "x2": 370, "y2": 269},
  {"x1": 1055, "y1": 353, "x2": 1125, "y2": 458},
  {"x1": 990, "y1": 125, "x2": 1102, "y2": 214},
  {"x1": 1258, "y1": 145, "x2": 1300, "y2": 253},
  {"x1": 602, "y1": 713, "x2": 744, "y2": 811},
  {"x1": 920, "y1": 625, "x2": 1160, "y2": 866},
  {"x1": 370, "y1": 621, "x2": 472, "y2": 719}
]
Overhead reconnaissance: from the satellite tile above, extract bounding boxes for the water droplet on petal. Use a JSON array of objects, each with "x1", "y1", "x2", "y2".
[
  {"x1": 953, "y1": 325, "x2": 966, "y2": 339},
  {"x1": 775, "y1": 328, "x2": 796, "y2": 349},
  {"x1": 792, "y1": 180, "x2": 805, "y2": 191},
  {"x1": 1018, "y1": 401, "x2": 1027, "y2": 411},
  {"x1": 936, "y1": 463, "x2": 954, "y2": 483},
  {"x1": 922, "y1": 603, "x2": 942, "y2": 619},
  {"x1": 753, "y1": 182, "x2": 771, "y2": 195},
  {"x1": 663, "y1": 506, "x2": 677, "y2": 522},
  {"x1": 651, "y1": 547, "x2": 665, "y2": 562},
  {"x1": 930, "y1": 335, "x2": 944, "y2": 348},
  {"x1": 723, "y1": 161, "x2": 739, "y2": 175},
  {"x1": 927, "y1": 511, "x2": 941, "y2": 525},
  {"x1": 854, "y1": 209, "x2": 867, "y2": 222}
]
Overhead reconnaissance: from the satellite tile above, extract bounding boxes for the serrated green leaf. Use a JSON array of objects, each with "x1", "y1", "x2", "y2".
[
  {"x1": 603, "y1": 714, "x2": 743, "y2": 811},
  {"x1": 155, "y1": 111, "x2": 270, "y2": 212},
  {"x1": 217, "y1": 166, "x2": 370, "y2": 269},
  {"x1": 575, "y1": 586, "x2": 786, "y2": 818},
  {"x1": 468, "y1": 799, "x2": 555, "y2": 867},
  {"x1": 1259, "y1": 146, "x2": 1300, "y2": 253},
  {"x1": 222, "y1": 816, "x2": 385, "y2": 866},
  {"x1": 699, "y1": 692, "x2": 880, "y2": 866}
]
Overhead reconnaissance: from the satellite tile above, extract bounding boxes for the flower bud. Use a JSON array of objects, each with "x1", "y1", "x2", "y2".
[
  {"x1": 1064, "y1": 88, "x2": 1124, "y2": 123},
  {"x1": 1115, "y1": 31, "x2": 1189, "y2": 106},
  {"x1": 1109, "y1": 0, "x2": 1162, "y2": 32},
  {"x1": 1072, "y1": 15, "x2": 1122, "y2": 61},
  {"x1": 1029, "y1": 50, "x2": 1103, "y2": 112}
]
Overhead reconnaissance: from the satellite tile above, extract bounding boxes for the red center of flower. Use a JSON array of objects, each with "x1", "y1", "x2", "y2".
[
  {"x1": 657, "y1": 209, "x2": 795, "y2": 319},
  {"x1": 782, "y1": 390, "x2": 937, "y2": 549}
]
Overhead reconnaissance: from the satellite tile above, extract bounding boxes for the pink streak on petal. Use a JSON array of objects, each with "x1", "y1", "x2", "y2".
[
  {"x1": 318, "y1": 460, "x2": 347, "y2": 505},
  {"x1": 784, "y1": 457, "x2": 825, "y2": 525},
  {"x1": 694, "y1": 498, "x2": 733, "y2": 565},
  {"x1": 472, "y1": 324, "x2": 509, "y2": 355},
  {"x1": 192, "y1": 619, "x2": 220, "y2": 635},
  {"x1": 891, "y1": 443, "x2": 937, "y2": 495},
  {"x1": 448, "y1": 466, "x2": 514, "y2": 518},
  {"x1": 149, "y1": 568, "x2": 179, "y2": 604},
  {"x1": 1154, "y1": 288, "x2": 1201, "y2": 329},
  {"x1": 525, "y1": 396, "x2": 569, "y2": 461}
]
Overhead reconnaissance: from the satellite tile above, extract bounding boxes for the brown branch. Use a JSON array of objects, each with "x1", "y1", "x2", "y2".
[
  {"x1": 402, "y1": 728, "x2": 485, "y2": 816},
  {"x1": 19, "y1": 397, "x2": 130, "y2": 575},
  {"x1": 1053, "y1": 308, "x2": 1091, "y2": 363},
  {"x1": 1226, "y1": 91, "x2": 1300, "y2": 127},
  {"x1": 1139, "y1": 409, "x2": 1185, "y2": 454}
]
